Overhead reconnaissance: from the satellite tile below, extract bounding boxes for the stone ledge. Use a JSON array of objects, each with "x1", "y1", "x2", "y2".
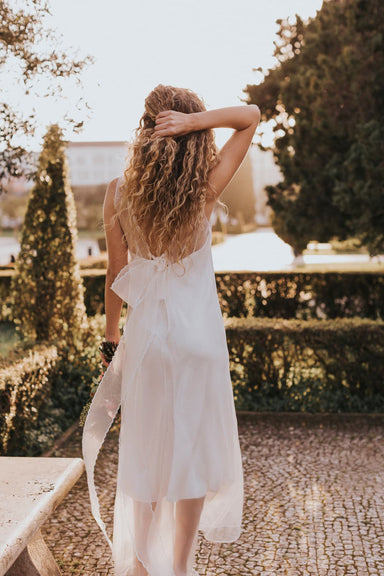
[{"x1": 0, "y1": 457, "x2": 84, "y2": 575}]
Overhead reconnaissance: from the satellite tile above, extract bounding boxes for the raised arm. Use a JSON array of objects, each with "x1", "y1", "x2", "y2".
[
  {"x1": 154, "y1": 105, "x2": 260, "y2": 214},
  {"x1": 154, "y1": 105, "x2": 260, "y2": 136}
]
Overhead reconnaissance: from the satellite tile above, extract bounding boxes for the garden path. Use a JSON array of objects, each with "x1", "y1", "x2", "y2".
[{"x1": 41, "y1": 413, "x2": 384, "y2": 576}]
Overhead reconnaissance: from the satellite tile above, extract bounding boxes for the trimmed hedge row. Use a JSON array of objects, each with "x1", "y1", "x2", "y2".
[
  {"x1": 0, "y1": 345, "x2": 58, "y2": 455},
  {"x1": 216, "y1": 271, "x2": 384, "y2": 320},
  {"x1": 226, "y1": 317, "x2": 384, "y2": 412},
  {"x1": 64, "y1": 270, "x2": 384, "y2": 319},
  {"x1": 79, "y1": 270, "x2": 384, "y2": 320},
  {"x1": 2, "y1": 315, "x2": 383, "y2": 456},
  {"x1": 1, "y1": 270, "x2": 384, "y2": 320},
  {"x1": 0, "y1": 317, "x2": 103, "y2": 455}
]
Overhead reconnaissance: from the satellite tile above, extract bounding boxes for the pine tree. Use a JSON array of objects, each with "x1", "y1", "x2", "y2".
[{"x1": 11, "y1": 124, "x2": 87, "y2": 349}]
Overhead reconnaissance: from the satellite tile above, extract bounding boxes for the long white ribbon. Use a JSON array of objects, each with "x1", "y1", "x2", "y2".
[{"x1": 82, "y1": 256, "x2": 171, "y2": 549}]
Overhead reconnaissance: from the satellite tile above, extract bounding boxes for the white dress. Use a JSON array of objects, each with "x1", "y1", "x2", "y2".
[{"x1": 82, "y1": 181, "x2": 244, "y2": 576}]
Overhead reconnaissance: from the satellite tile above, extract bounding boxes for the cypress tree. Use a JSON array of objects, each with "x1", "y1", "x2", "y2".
[{"x1": 11, "y1": 124, "x2": 87, "y2": 349}]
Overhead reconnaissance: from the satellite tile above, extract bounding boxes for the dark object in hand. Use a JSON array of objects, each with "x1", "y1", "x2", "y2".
[{"x1": 99, "y1": 340, "x2": 118, "y2": 364}]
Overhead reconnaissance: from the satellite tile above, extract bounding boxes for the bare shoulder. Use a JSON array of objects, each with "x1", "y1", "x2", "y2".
[
  {"x1": 104, "y1": 177, "x2": 119, "y2": 211},
  {"x1": 106, "y1": 177, "x2": 119, "y2": 197}
]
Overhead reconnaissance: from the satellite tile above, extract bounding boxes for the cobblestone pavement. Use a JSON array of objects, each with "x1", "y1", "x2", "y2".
[{"x1": 41, "y1": 413, "x2": 384, "y2": 576}]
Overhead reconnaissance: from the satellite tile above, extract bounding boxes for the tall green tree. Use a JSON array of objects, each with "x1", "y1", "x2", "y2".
[
  {"x1": 11, "y1": 124, "x2": 87, "y2": 349},
  {"x1": 245, "y1": 0, "x2": 384, "y2": 254},
  {"x1": 0, "y1": 0, "x2": 91, "y2": 189}
]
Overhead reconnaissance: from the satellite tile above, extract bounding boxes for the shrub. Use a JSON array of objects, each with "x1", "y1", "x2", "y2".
[
  {"x1": 2, "y1": 314, "x2": 382, "y2": 457},
  {"x1": 0, "y1": 321, "x2": 18, "y2": 356},
  {"x1": 0, "y1": 345, "x2": 58, "y2": 455},
  {"x1": 82, "y1": 270, "x2": 107, "y2": 316},
  {"x1": 11, "y1": 124, "x2": 87, "y2": 349},
  {"x1": 0, "y1": 316, "x2": 103, "y2": 455},
  {"x1": 216, "y1": 271, "x2": 384, "y2": 320},
  {"x1": 3, "y1": 269, "x2": 384, "y2": 320},
  {"x1": 65, "y1": 269, "x2": 384, "y2": 319},
  {"x1": 0, "y1": 271, "x2": 12, "y2": 322},
  {"x1": 226, "y1": 317, "x2": 384, "y2": 412}
]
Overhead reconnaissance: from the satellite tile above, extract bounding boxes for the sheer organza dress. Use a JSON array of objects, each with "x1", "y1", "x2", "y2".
[{"x1": 82, "y1": 178, "x2": 244, "y2": 576}]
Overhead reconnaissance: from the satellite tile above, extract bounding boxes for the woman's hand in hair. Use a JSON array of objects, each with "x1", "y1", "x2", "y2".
[{"x1": 153, "y1": 110, "x2": 195, "y2": 138}]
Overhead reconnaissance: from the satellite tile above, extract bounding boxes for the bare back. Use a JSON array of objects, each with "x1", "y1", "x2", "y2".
[{"x1": 114, "y1": 177, "x2": 210, "y2": 262}]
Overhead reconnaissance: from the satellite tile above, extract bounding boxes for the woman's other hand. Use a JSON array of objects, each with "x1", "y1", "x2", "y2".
[
  {"x1": 153, "y1": 110, "x2": 195, "y2": 138},
  {"x1": 100, "y1": 352, "x2": 110, "y2": 368},
  {"x1": 100, "y1": 339, "x2": 119, "y2": 367}
]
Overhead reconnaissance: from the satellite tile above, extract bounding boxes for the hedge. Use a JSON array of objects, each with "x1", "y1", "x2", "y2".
[
  {"x1": 2, "y1": 270, "x2": 384, "y2": 320},
  {"x1": 1, "y1": 315, "x2": 384, "y2": 456},
  {"x1": 0, "y1": 317, "x2": 102, "y2": 455},
  {"x1": 216, "y1": 271, "x2": 384, "y2": 319},
  {"x1": 64, "y1": 269, "x2": 384, "y2": 320},
  {"x1": 226, "y1": 317, "x2": 384, "y2": 413},
  {"x1": 0, "y1": 345, "x2": 58, "y2": 455},
  {"x1": 0, "y1": 271, "x2": 12, "y2": 322}
]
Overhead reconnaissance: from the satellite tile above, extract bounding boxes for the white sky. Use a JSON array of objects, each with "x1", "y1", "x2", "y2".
[{"x1": 24, "y1": 0, "x2": 323, "y2": 147}]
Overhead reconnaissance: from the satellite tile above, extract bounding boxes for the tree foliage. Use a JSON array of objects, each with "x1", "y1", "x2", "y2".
[
  {"x1": 11, "y1": 124, "x2": 87, "y2": 349},
  {"x1": 245, "y1": 0, "x2": 384, "y2": 254},
  {"x1": 0, "y1": 0, "x2": 91, "y2": 188}
]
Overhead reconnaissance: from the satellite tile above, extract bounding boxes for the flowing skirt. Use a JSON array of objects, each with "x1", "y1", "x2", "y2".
[{"x1": 82, "y1": 255, "x2": 243, "y2": 576}]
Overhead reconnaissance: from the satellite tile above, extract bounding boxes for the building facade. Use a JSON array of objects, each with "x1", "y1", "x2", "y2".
[
  {"x1": 66, "y1": 141, "x2": 129, "y2": 187},
  {"x1": 0, "y1": 140, "x2": 282, "y2": 231}
]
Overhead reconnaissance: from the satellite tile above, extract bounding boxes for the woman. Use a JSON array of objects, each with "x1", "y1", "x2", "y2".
[{"x1": 82, "y1": 84, "x2": 260, "y2": 576}]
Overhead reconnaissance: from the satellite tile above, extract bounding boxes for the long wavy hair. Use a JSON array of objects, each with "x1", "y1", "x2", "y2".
[{"x1": 117, "y1": 84, "x2": 221, "y2": 262}]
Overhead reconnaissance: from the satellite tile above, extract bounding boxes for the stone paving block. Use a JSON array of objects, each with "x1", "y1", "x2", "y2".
[{"x1": 40, "y1": 413, "x2": 384, "y2": 575}]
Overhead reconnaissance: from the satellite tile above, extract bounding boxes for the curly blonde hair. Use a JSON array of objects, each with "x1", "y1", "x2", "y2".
[{"x1": 117, "y1": 84, "x2": 220, "y2": 262}]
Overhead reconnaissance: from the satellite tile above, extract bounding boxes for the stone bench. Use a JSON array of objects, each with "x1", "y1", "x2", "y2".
[{"x1": 0, "y1": 457, "x2": 84, "y2": 576}]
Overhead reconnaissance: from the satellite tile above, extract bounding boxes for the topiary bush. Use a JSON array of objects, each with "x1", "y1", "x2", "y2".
[{"x1": 11, "y1": 124, "x2": 87, "y2": 349}]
